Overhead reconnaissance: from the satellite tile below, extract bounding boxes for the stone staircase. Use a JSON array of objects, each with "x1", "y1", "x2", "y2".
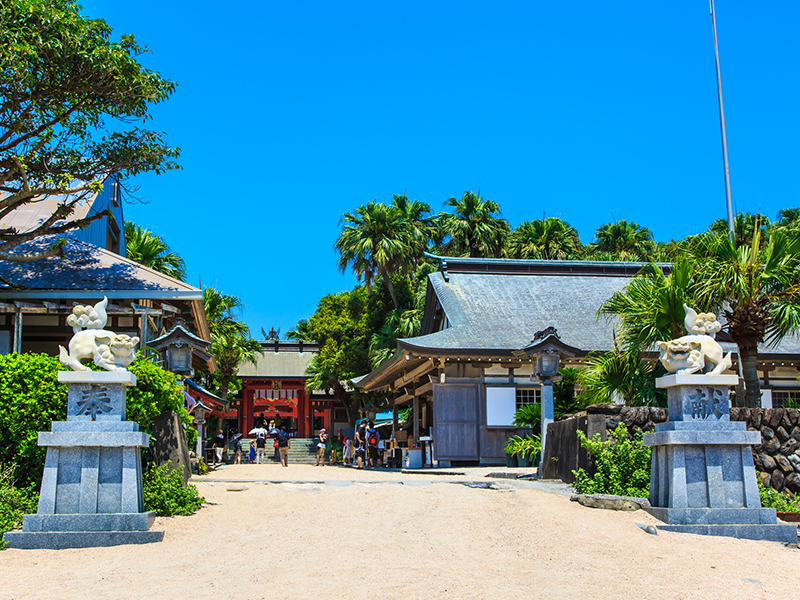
[{"x1": 235, "y1": 438, "x2": 321, "y2": 465}]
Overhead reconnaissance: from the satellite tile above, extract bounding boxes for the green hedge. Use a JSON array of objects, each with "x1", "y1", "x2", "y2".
[
  {"x1": 0, "y1": 353, "x2": 195, "y2": 487},
  {"x1": 0, "y1": 465, "x2": 39, "y2": 545},
  {"x1": 143, "y1": 463, "x2": 204, "y2": 516}
]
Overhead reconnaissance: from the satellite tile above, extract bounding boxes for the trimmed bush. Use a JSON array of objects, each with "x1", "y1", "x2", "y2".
[
  {"x1": 0, "y1": 354, "x2": 67, "y2": 487},
  {"x1": 572, "y1": 423, "x2": 651, "y2": 498},
  {"x1": 143, "y1": 463, "x2": 204, "y2": 516}
]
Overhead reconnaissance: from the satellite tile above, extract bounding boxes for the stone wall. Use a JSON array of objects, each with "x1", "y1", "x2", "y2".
[
  {"x1": 583, "y1": 404, "x2": 800, "y2": 494},
  {"x1": 729, "y1": 407, "x2": 800, "y2": 494}
]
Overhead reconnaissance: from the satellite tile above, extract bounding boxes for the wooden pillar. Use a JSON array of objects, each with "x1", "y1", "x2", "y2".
[
  {"x1": 392, "y1": 402, "x2": 398, "y2": 433},
  {"x1": 327, "y1": 406, "x2": 334, "y2": 432},
  {"x1": 238, "y1": 383, "x2": 247, "y2": 434},
  {"x1": 413, "y1": 395, "x2": 420, "y2": 445},
  {"x1": 245, "y1": 387, "x2": 255, "y2": 434},
  {"x1": 297, "y1": 387, "x2": 308, "y2": 438}
]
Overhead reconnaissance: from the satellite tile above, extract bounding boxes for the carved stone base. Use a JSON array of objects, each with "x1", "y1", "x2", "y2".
[
  {"x1": 3, "y1": 530, "x2": 164, "y2": 549},
  {"x1": 645, "y1": 376, "x2": 791, "y2": 543}
]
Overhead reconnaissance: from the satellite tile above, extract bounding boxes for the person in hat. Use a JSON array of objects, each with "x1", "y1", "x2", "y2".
[{"x1": 316, "y1": 428, "x2": 328, "y2": 466}]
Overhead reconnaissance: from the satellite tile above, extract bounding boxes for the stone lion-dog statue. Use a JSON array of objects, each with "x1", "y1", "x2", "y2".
[
  {"x1": 656, "y1": 304, "x2": 732, "y2": 375},
  {"x1": 58, "y1": 297, "x2": 140, "y2": 372}
]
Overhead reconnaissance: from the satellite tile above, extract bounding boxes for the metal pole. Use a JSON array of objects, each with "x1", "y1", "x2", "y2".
[{"x1": 710, "y1": 0, "x2": 736, "y2": 241}]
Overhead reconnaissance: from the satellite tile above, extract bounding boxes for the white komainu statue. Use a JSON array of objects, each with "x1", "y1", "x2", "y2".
[
  {"x1": 656, "y1": 304, "x2": 732, "y2": 375},
  {"x1": 59, "y1": 297, "x2": 140, "y2": 372}
]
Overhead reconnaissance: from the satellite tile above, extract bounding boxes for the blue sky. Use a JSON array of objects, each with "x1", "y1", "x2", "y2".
[{"x1": 81, "y1": 1, "x2": 800, "y2": 334}]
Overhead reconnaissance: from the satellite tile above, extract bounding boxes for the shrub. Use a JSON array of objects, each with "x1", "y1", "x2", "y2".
[
  {"x1": 0, "y1": 354, "x2": 67, "y2": 487},
  {"x1": 758, "y1": 482, "x2": 800, "y2": 513},
  {"x1": 512, "y1": 404, "x2": 541, "y2": 429},
  {"x1": 0, "y1": 465, "x2": 39, "y2": 546},
  {"x1": 143, "y1": 463, "x2": 204, "y2": 516},
  {"x1": 127, "y1": 357, "x2": 193, "y2": 434},
  {"x1": 572, "y1": 423, "x2": 651, "y2": 498},
  {"x1": 504, "y1": 434, "x2": 541, "y2": 459}
]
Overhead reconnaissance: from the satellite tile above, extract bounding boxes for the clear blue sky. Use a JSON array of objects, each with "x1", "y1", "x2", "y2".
[{"x1": 81, "y1": 1, "x2": 800, "y2": 334}]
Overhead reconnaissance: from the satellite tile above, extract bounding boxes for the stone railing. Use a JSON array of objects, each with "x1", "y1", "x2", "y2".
[{"x1": 583, "y1": 404, "x2": 800, "y2": 494}]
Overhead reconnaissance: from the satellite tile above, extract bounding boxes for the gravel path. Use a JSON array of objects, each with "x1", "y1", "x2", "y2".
[{"x1": 1, "y1": 464, "x2": 796, "y2": 599}]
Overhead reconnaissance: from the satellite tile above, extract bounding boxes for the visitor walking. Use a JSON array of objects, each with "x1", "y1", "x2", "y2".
[
  {"x1": 276, "y1": 427, "x2": 291, "y2": 467},
  {"x1": 354, "y1": 420, "x2": 367, "y2": 469},
  {"x1": 214, "y1": 430, "x2": 225, "y2": 463},
  {"x1": 256, "y1": 434, "x2": 266, "y2": 464},
  {"x1": 234, "y1": 437, "x2": 243, "y2": 464},
  {"x1": 342, "y1": 436, "x2": 352, "y2": 465},
  {"x1": 249, "y1": 441, "x2": 256, "y2": 463},
  {"x1": 316, "y1": 428, "x2": 328, "y2": 466},
  {"x1": 366, "y1": 421, "x2": 380, "y2": 468}
]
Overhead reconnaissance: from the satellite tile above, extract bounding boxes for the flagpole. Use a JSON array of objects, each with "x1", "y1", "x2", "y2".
[{"x1": 710, "y1": 0, "x2": 736, "y2": 241}]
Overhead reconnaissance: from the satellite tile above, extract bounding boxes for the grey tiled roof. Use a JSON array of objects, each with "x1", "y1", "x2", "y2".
[
  {"x1": 0, "y1": 237, "x2": 200, "y2": 298},
  {"x1": 400, "y1": 272, "x2": 627, "y2": 353},
  {"x1": 400, "y1": 271, "x2": 800, "y2": 357},
  {"x1": 238, "y1": 350, "x2": 316, "y2": 378}
]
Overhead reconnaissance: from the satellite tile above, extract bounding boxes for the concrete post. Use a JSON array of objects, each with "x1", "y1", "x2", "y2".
[{"x1": 539, "y1": 379, "x2": 554, "y2": 473}]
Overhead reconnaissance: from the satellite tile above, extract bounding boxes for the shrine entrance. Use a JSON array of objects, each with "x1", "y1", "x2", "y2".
[{"x1": 239, "y1": 379, "x2": 313, "y2": 437}]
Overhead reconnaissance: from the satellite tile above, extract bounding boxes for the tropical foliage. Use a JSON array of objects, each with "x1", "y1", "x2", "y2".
[
  {"x1": 200, "y1": 287, "x2": 260, "y2": 403},
  {"x1": 691, "y1": 229, "x2": 800, "y2": 407},
  {"x1": 0, "y1": 0, "x2": 179, "y2": 263},
  {"x1": 123, "y1": 222, "x2": 186, "y2": 280},
  {"x1": 438, "y1": 190, "x2": 510, "y2": 258},
  {"x1": 577, "y1": 350, "x2": 666, "y2": 407},
  {"x1": 572, "y1": 423, "x2": 651, "y2": 498},
  {"x1": 507, "y1": 218, "x2": 581, "y2": 260}
]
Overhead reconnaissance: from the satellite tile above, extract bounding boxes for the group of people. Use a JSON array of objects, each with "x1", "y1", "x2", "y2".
[
  {"x1": 234, "y1": 428, "x2": 293, "y2": 467},
  {"x1": 316, "y1": 420, "x2": 382, "y2": 469},
  {"x1": 227, "y1": 420, "x2": 385, "y2": 469}
]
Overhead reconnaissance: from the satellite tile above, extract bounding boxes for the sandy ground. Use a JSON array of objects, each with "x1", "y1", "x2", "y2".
[{"x1": 1, "y1": 464, "x2": 798, "y2": 600}]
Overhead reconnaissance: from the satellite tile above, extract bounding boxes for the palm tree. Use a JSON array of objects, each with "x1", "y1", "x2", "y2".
[
  {"x1": 507, "y1": 218, "x2": 581, "y2": 260},
  {"x1": 437, "y1": 190, "x2": 510, "y2": 258},
  {"x1": 577, "y1": 350, "x2": 666, "y2": 407},
  {"x1": 335, "y1": 200, "x2": 413, "y2": 310},
  {"x1": 211, "y1": 332, "x2": 262, "y2": 403},
  {"x1": 285, "y1": 319, "x2": 312, "y2": 341},
  {"x1": 589, "y1": 220, "x2": 654, "y2": 260},
  {"x1": 709, "y1": 212, "x2": 770, "y2": 248},
  {"x1": 692, "y1": 228, "x2": 800, "y2": 408},
  {"x1": 123, "y1": 222, "x2": 186, "y2": 281},
  {"x1": 391, "y1": 193, "x2": 435, "y2": 266},
  {"x1": 202, "y1": 287, "x2": 248, "y2": 338},
  {"x1": 775, "y1": 207, "x2": 800, "y2": 230},
  {"x1": 202, "y1": 287, "x2": 260, "y2": 402},
  {"x1": 599, "y1": 258, "x2": 708, "y2": 353}
]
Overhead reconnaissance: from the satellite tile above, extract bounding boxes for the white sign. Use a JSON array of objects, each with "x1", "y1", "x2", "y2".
[{"x1": 486, "y1": 387, "x2": 516, "y2": 427}]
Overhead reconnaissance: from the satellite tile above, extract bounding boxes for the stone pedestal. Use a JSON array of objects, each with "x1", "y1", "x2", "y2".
[
  {"x1": 3, "y1": 371, "x2": 164, "y2": 549},
  {"x1": 644, "y1": 374, "x2": 796, "y2": 543}
]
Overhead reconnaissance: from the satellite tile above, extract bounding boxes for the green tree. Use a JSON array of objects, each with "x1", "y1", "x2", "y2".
[
  {"x1": 438, "y1": 190, "x2": 510, "y2": 258},
  {"x1": 391, "y1": 193, "x2": 436, "y2": 267},
  {"x1": 577, "y1": 350, "x2": 666, "y2": 407},
  {"x1": 598, "y1": 258, "x2": 707, "y2": 353},
  {"x1": 776, "y1": 207, "x2": 800, "y2": 230},
  {"x1": 285, "y1": 319, "x2": 312, "y2": 341},
  {"x1": 588, "y1": 220, "x2": 654, "y2": 260},
  {"x1": 305, "y1": 288, "x2": 381, "y2": 425},
  {"x1": 335, "y1": 200, "x2": 413, "y2": 310},
  {"x1": 507, "y1": 217, "x2": 582, "y2": 260},
  {"x1": 692, "y1": 229, "x2": 800, "y2": 408},
  {"x1": 709, "y1": 212, "x2": 770, "y2": 249},
  {"x1": 201, "y1": 287, "x2": 259, "y2": 403},
  {"x1": 123, "y1": 222, "x2": 186, "y2": 280},
  {"x1": 0, "y1": 0, "x2": 179, "y2": 262}
]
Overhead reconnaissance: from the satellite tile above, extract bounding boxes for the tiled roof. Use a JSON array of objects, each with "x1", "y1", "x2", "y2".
[
  {"x1": 400, "y1": 271, "x2": 628, "y2": 353},
  {"x1": 238, "y1": 350, "x2": 316, "y2": 378},
  {"x1": 0, "y1": 237, "x2": 200, "y2": 299},
  {"x1": 400, "y1": 270, "x2": 800, "y2": 356}
]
